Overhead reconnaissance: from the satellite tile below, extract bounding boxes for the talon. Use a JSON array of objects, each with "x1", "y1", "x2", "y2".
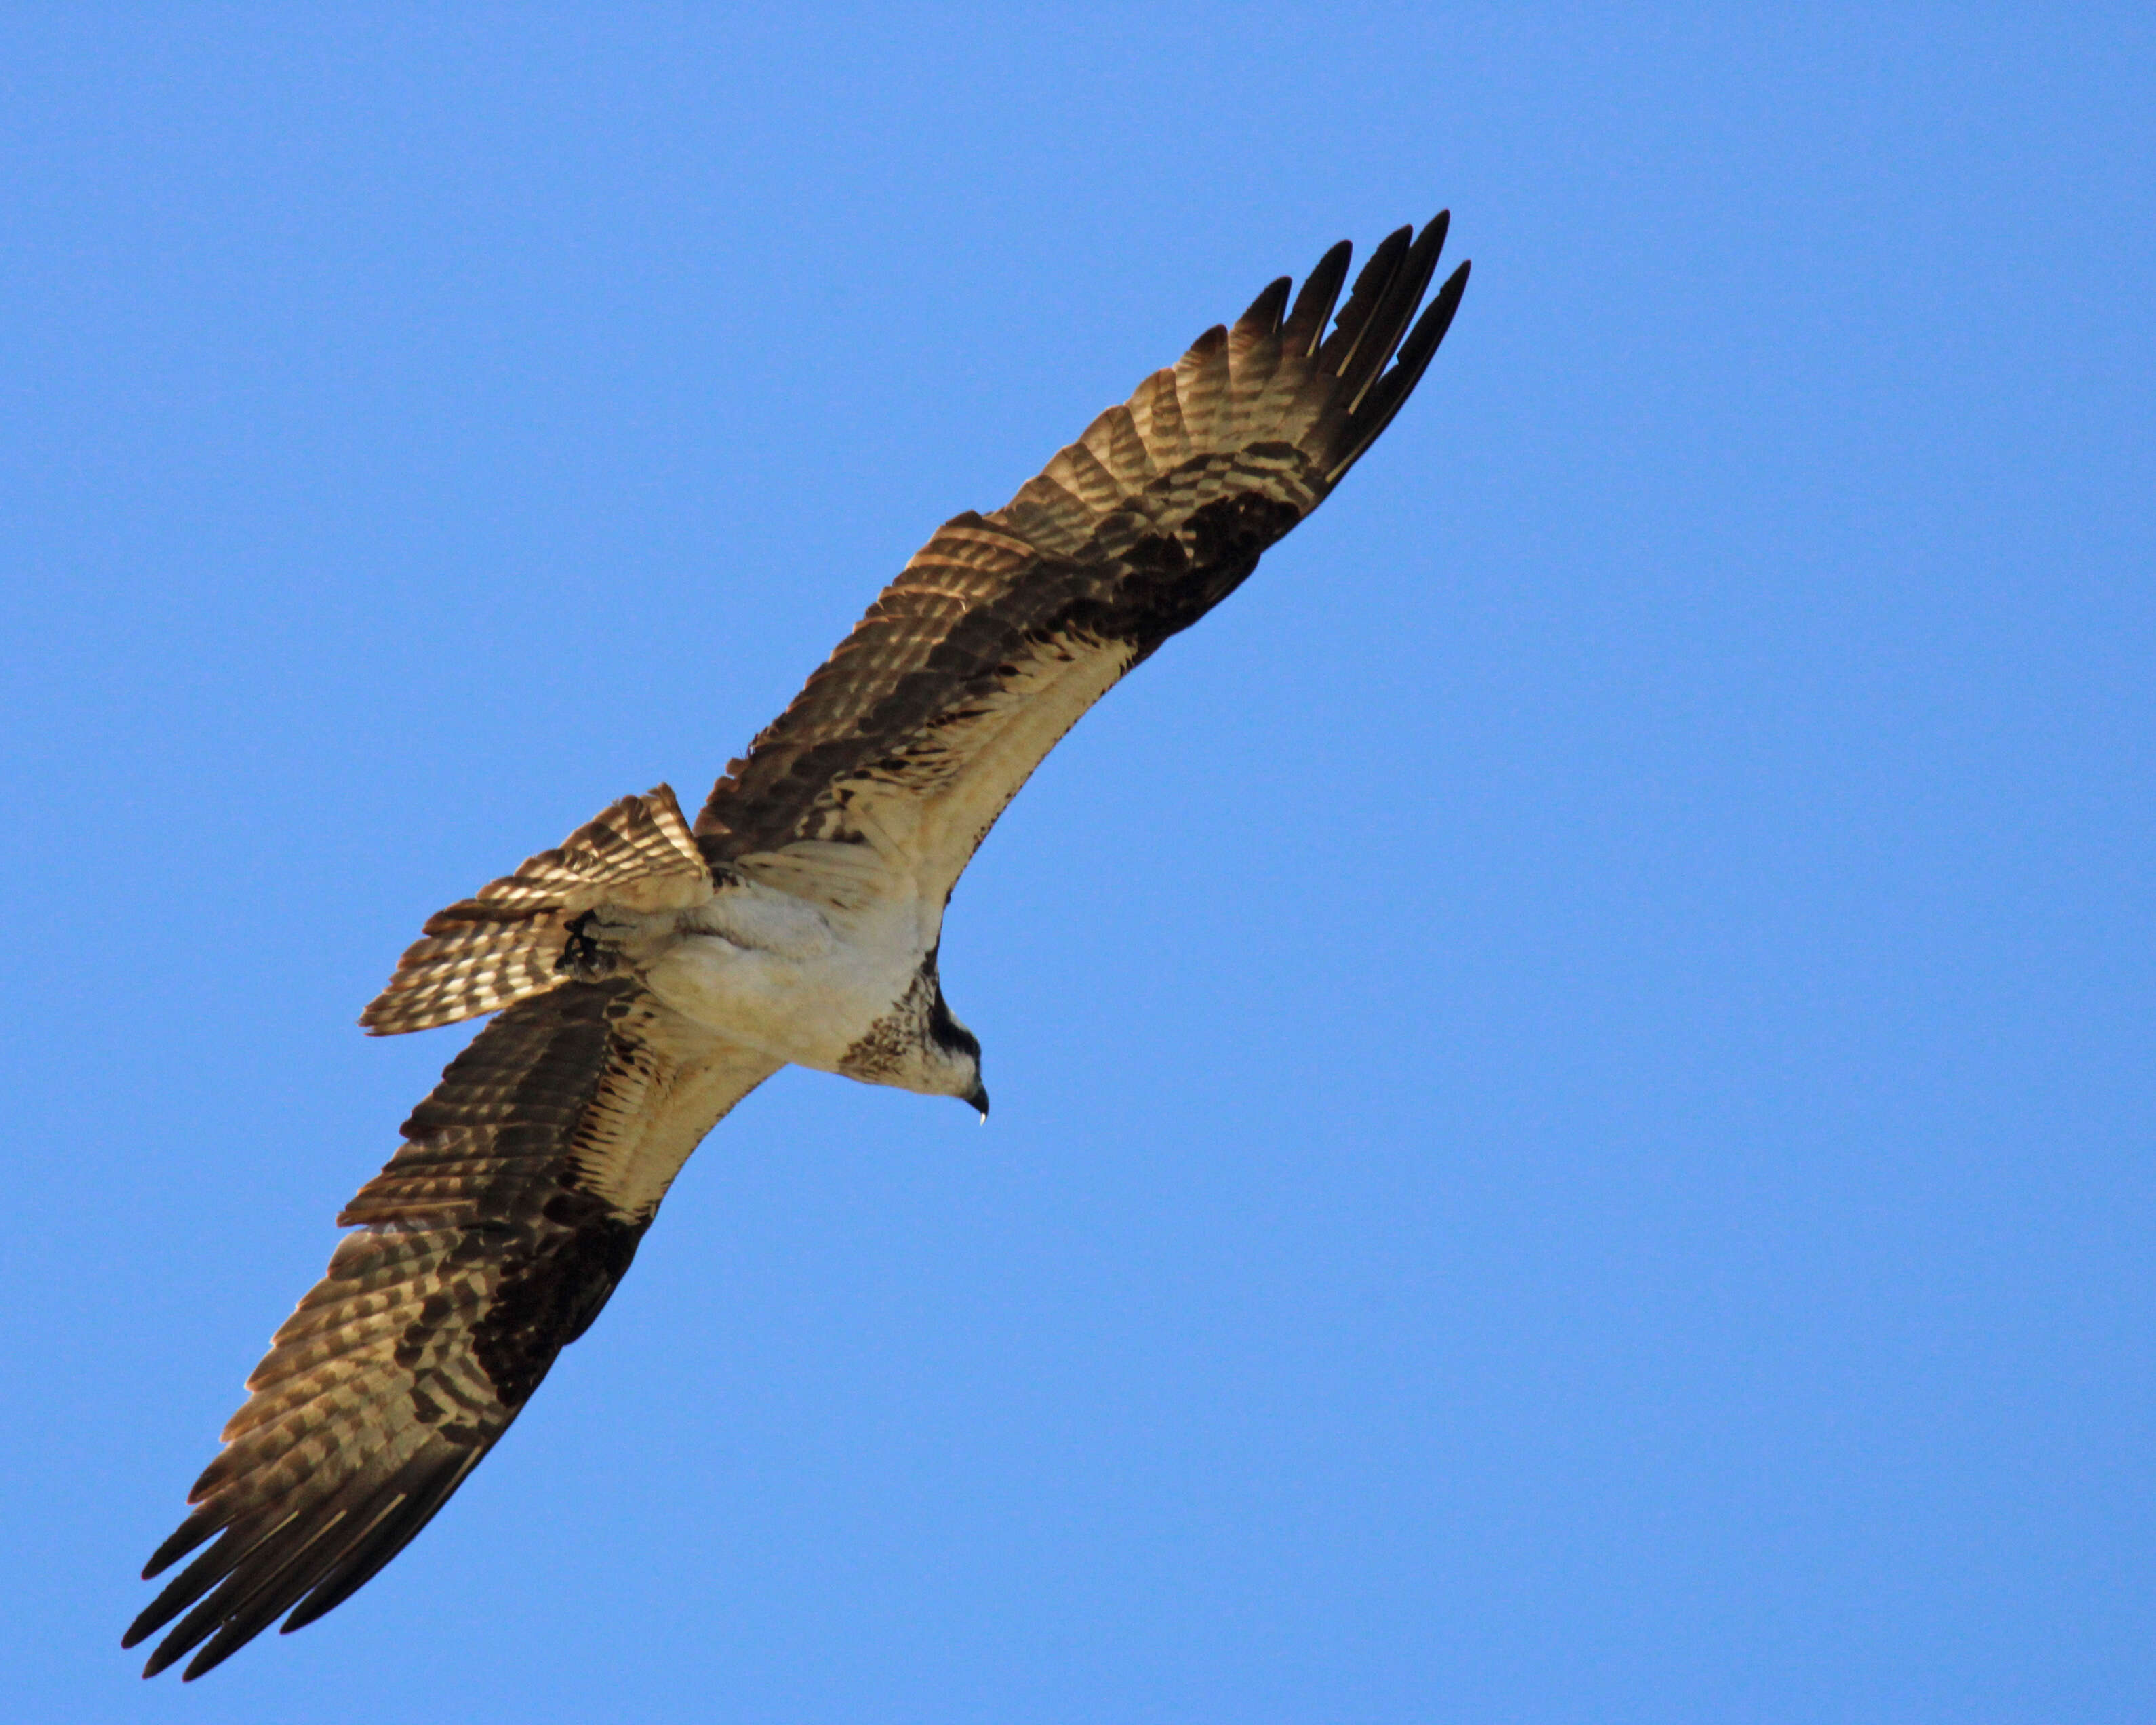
[{"x1": 557, "y1": 911, "x2": 621, "y2": 981}]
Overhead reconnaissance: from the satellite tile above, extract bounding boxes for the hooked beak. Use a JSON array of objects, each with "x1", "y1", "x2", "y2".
[{"x1": 963, "y1": 1081, "x2": 990, "y2": 1122}]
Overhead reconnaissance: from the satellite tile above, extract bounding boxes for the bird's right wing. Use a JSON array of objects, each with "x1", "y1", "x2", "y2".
[
  {"x1": 695, "y1": 216, "x2": 1469, "y2": 914},
  {"x1": 125, "y1": 979, "x2": 778, "y2": 1680}
]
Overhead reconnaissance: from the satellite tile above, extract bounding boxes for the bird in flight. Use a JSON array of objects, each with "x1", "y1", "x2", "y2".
[{"x1": 127, "y1": 214, "x2": 1470, "y2": 1679}]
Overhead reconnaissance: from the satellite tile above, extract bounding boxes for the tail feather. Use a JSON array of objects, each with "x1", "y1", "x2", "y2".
[{"x1": 360, "y1": 785, "x2": 710, "y2": 1035}]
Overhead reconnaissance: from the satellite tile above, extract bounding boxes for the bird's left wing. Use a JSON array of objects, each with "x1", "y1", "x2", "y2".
[
  {"x1": 125, "y1": 981, "x2": 778, "y2": 1680},
  {"x1": 696, "y1": 214, "x2": 1469, "y2": 913}
]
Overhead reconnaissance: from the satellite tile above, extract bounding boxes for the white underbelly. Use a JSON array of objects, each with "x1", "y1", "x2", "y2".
[{"x1": 641, "y1": 919, "x2": 923, "y2": 1073}]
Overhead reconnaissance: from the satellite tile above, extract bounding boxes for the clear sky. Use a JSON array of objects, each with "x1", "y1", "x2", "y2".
[{"x1": 4, "y1": 7, "x2": 2151, "y2": 1721}]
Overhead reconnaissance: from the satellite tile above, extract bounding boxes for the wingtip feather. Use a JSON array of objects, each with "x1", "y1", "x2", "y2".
[
  {"x1": 1235, "y1": 275, "x2": 1292, "y2": 338},
  {"x1": 1283, "y1": 239, "x2": 1353, "y2": 357}
]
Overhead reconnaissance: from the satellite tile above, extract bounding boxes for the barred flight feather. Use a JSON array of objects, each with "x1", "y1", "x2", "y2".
[
  {"x1": 696, "y1": 213, "x2": 1467, "y2": 911},
  {"x1": 126, "y1": 985, "x2": 777, "y2": 1678}
]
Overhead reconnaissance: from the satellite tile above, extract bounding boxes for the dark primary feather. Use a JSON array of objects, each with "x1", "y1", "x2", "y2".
[
  {"x1": 694, "y1": 215, "x2": 1469, "y2": 887},
  {"x1": 126, "y1": 983, "x2": 772, "y2": 1679}
]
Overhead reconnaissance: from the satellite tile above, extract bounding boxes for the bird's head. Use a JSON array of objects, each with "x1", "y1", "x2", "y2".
[{"x1": 927, "y1": 987, "x2": 989, "y2": 1121}]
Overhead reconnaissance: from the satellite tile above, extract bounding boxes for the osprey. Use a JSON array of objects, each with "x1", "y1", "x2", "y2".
[{"x1": 127, "y1": 215, "x2": 1470, "y2": 1679}]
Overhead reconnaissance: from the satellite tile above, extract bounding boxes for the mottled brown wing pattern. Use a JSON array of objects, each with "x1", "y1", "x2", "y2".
[
  {"x1": 361, "y1": 785, "x2": 711, "y2": 1036},
  {"x1": 125, "y1": 983, "x2": 778, "y2": 1680},
  {"x1": 696, "y1": 215, "x2": 1469, "y2": 902}
]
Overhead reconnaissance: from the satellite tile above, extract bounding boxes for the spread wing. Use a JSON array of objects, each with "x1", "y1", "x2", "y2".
[
  {"x1": 696, "y1": 214, "x2": 1469, "y2": 910},
  {"x1": 125, "y1": 981, "x2": 779, "y2": 1680}
]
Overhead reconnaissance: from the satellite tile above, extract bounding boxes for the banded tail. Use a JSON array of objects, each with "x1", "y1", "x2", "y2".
[{"x1": 361, "y1": 785, "x2": 713, "y2": 1035}]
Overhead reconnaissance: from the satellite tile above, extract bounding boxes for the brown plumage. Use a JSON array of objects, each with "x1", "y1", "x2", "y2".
[
  {"x1": 128, "y1": 216, "x2": 1469, "y2": 1679},
  {"x1": 126, "y1": 983, "x2": 777, "y2": 1678},
  {"x1": 696, "y1": 214, "x2": 1466, "y2": 906}
]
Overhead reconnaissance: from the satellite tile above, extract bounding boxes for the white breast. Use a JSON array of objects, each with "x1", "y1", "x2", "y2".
[{"x1": 639, "y1": 878, "x2": 928, "y2": 1072}]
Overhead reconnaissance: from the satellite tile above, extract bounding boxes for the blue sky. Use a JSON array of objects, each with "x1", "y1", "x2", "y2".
[{"x1": 3, "y1": 7, "x2": 2151, "y2": 1720}]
